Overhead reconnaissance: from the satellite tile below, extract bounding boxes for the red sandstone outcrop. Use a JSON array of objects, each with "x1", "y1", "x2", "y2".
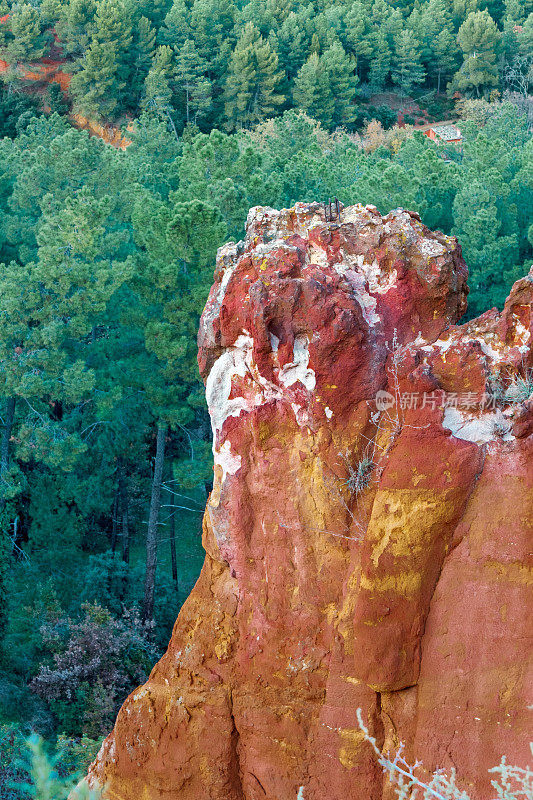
[{"x1": 82, "y1": 203, "x2": 532, "y2": 800}]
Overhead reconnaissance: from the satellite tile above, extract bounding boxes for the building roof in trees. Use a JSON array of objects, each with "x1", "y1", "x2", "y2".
[{"x1": 429, "y1": 124, "x2": 463, "y2": 142}]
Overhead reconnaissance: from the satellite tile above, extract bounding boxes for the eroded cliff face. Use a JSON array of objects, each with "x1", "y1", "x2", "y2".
[{"x1": 84, "y1": 204, "x2": 532, "y2": 800}]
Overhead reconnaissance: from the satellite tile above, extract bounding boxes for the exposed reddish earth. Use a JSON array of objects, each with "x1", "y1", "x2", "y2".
[
  {"x1": 0, "y1": 28, "x2": 131, "y2": 150},
  {"x1": 81, "y1": 203, "x2": 532, "y2": 800}
]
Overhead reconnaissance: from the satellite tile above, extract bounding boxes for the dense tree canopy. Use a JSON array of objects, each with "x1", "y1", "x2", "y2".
[{"x1": 0, "y1": 0, "x2": 528, "y2": 126}]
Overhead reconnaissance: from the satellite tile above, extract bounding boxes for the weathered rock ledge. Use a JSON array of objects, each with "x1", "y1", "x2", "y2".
[{"x1": 84, "y1": 203, "x2": 532, "y2": 800}]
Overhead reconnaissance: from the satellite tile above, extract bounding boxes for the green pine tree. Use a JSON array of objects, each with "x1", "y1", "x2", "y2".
[
  {"x1": 368, "y1": 30, "x2": 391, "y2": 91},
  {"x1": 172, "y1": 128, "x2": 262, "y2": 236},
  {"x1": 39, "y1": 0, "x2": 63, "y2": 26},
  {"x1": 451, "y1": 10, "x2": 501, "y2": 95},
  {"x1": 452, "y1": 181, "x2": 519, "y2": 315},
  {"x1": 320, "y1": 41, "x2": 359, "y2": 127},
  {"x1": 275, "y1": 9, "x2": 312, "y2": 80},
  {"x1": 383, "y1": 8, "x2": 405, "y2": 48},
  {"x1": 516, "y1": 13, "x2": 533, "y2": 56},
  {"x1": 135, "y1": 0, "x2": 170, "y2": 27},
  {"x1": 0, "y1": 185, "x2": 131, "y2": 501},
  {"x1": 293, "y1": 43, "x2": 358, "y2": 129},
  {"x1": 55, "y1": 0, "x2": 97, "y2": 58},
  {"x1": 127, "y1": 15, "x2": 156, "y2": 108},
  {"x1": 142, "y1": 45, "x2": 179, "y2": 137},
  {"x1": 144, "y1": 45, "x2": 174, "y2": 107},
  {"x1": 264, "y1": 0, "x2": 296, "y2": 27},
  {"x1": 504, "y1": 0, "x2": 533, "y2": 25},
  {"x1": 392, "y1": 29, "x2": 426, "y2": 95},
  {"x1": 174, "y1": 0, "x2": 236, "y2": 125},
  {"x1": 409, "y1": 0, "x2": 455, "y2": 78},
  {"x1": 175, "y1": 39, "x2": 211, "y2": 125},
  {"x1": 344, "y1": 1, "x2": 374, "y2": 77},
  {"x1": 431, "y1": 27, "x2": 459, "y2": 93},
  {"x1": 292, "y1": 52, "x2": 326, "y2": 120},
  {"x1": 452, "y1": 0, "x2": 480, "y2": 30},
  {"x1": 309, "y1": 32, "x2": 321, "y2": 55},
  {"x1": 69, "y1": 0, "x2": 135, "y2": 118},
  {"x1": 129, "y1": 193, "x2": 226, "y2": 619},
  {"x1": 479, "y1": 0, "x2": 506, "y2": 23},
  {"x1": 240, "y1": 0, "x2": 277, "y2": 38},
  {"x1": 5, "y1": 3, "x2": 48, "y2": 64},
  {"x1": 389, "y1": 0, "x2": 416, "y2": 9},
  {"x1": 159, "y1": 0, "x2": 191, "y2": 49},
  {"x1": 92, "y1": 0, "x2": 132, "y2": 54},
  {"x1": 313, "y1": 7, "x2": 347, "y2": 51},
  {"x1": 189, "y1": 0, "x2": 236, "y2": 65},
  {"x1": 70, "y1": 40, "x2": 122, "y2": 118},
  {"x1": 224, "y1": 23, "x2": 284, "y2": 130},
  {"x1": 92, "y1": 0, "x2": 133, "y2": 111}
]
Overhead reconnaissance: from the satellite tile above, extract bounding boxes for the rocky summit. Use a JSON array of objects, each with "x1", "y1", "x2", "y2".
[{"x1": 82, "y1": 203, "x2": 532, "y2": 800}]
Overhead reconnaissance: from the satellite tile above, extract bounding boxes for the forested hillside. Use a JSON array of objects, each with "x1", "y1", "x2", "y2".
[
  {"x1": 0, "y1": 0, "x2": 531, "y2": 126},
  {"x1": 0, "y1": 0, "x2": 531, "y2": 796}
]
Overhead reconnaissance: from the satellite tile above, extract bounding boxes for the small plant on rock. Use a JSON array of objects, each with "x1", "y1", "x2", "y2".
[
  {"x1": 493, "y1": 417, "x2": 512, "y2": 438},
  {"x1": 344, "y1": 454, "x2": 375, "y2": 496},
  {"x1": 504, "y1": 370, "x2": 533, "y2": 404},
  {"x1": 356, "y1": 708, "x2": 533, "y2": 800}
]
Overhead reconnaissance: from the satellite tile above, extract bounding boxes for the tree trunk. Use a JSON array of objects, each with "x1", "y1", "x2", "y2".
[
  {"x1": 1, "y1": 397, "x2": 15, "y2": 477},
  {"x1": 142, "y1": 422, "x2": 166, "y2": 621},
  {"x1": 122, "y1": 503, "x2": 130, "y2": 565},
  {"x1": 118, "y1": 462, "x2": 130, "y2": 564},
  {"x1": 163, "y1": 462, "x2": 179, "y2": 596},
  {"x1": 0, "y1": 396, "x2": 16, "y2": 514},
  {"x1": 165, "y1": 109, "x2": 179, "y2": 142},
  {"x1": 111, "y1": 487, "x2": 119, "y2": 556},
  {"x1": 169, "y1": 498, "x2": 179, "y2": 596}
]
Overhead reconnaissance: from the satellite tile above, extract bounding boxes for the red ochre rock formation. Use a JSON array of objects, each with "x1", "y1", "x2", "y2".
[{"x1": 82, "y1": 203, "x2": 532, "y2": 800}]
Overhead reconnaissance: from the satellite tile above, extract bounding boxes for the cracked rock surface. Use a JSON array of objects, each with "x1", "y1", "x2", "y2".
[{"x1": 83, "y1": 203, "x2": 532, "y2": 800}]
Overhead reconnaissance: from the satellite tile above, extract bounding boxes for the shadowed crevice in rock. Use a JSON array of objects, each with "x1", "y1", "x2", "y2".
[{"x1": 82, "y1": 203, "x2": 532, "y2": 800}]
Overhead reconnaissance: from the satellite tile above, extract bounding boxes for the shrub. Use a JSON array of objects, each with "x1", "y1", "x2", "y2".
[
  {"x1": 1, "y1": 726, "x2": 101, "y2": 800},
  {"x1": 355, "y1": 105, "x2": 399, "y2": 133},
  {"x1": 420, "y1": 93, "x2": 455, "y2": 122},
  {"x1": 46, "y1": 84, "x2": 69, "y2": 117},
  {"x1": 31, "y1": 603, "x2": 159, "y2": 737},
  {"x1": 0, "y1": 678, "x2": 54, "y2": 738},
  {"x1": 0, "y1": 89, "x2": 43, "y2": 139},
  {"x1": 11, "y1": 734, "x2": 100, "y2": 800},
  {"x1": 78, "y1": 553, "x2": 140, "y2": 616},
  {"x1": 0, "y1": 723, "x2": 28, "y2": 798},
  {"x1": 54, "y1": 735, "x2": 102, "y2": 780},
  {"x1": 376, "y1": 105, "x2": 398, "y2": 130}
]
